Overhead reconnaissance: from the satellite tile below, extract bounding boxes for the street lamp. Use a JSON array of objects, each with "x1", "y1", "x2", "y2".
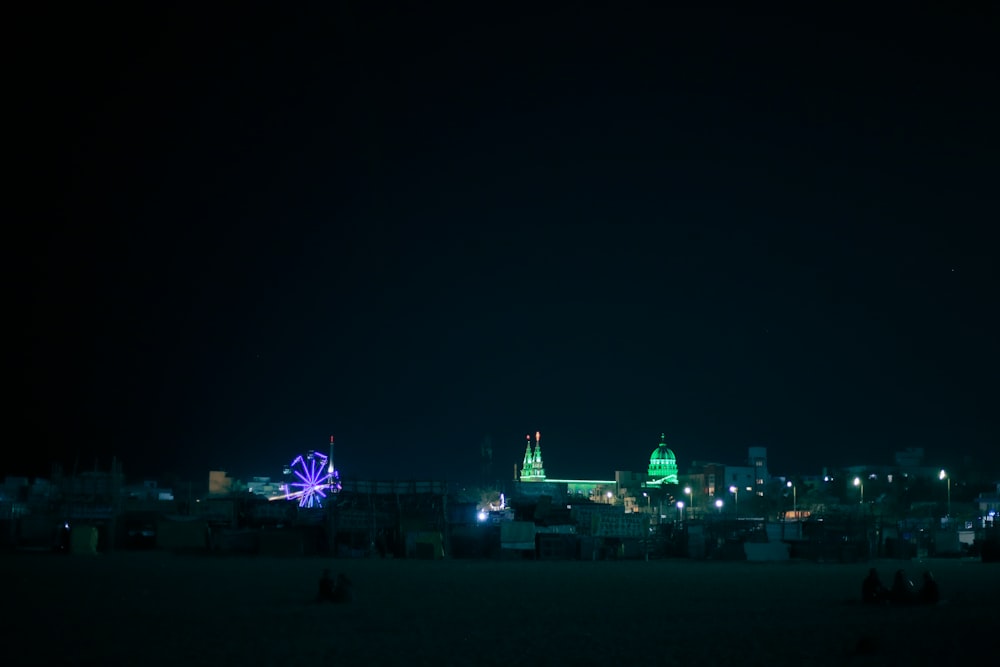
[
  {"x1": 853, "y1": 477, "x2": 863, "y2": 504},
  {"x1": 606, "y1": 491, "x2": 613, "y2": 505},
  {"x1": 786, "y1": 480, "x2": 797, "y2": 519},
  {"x1": 714, "y1": 498, "x2": 723, "y2": 515},
  {"x1": 642, "y1": 491, "x2": 650, "y2": 512},
  {"x1": 684, "y1": 486, "x2": 693, "y2": 517},
  {"x1": 676, "y1": 500, "x2": 684, "y2": 522},
  {"x1": 939, "y1": 469, "x2": 951, "y2": 518},
  {"x1": 729, "y1": 485, "x2": 739, "y2": 517}
]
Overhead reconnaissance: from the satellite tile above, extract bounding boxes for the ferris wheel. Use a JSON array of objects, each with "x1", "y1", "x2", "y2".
[{"x1": 283, "y1": 449, "x2": 340, "y2": 508}]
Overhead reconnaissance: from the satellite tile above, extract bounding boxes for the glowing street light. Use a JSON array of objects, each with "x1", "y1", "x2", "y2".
[
  {"x1": 676, "y1": 500, "x2": 685, "y2": 521},
  {"x1": 853, "y1": 477, "x2": 864, "y2": 505},
  {"x1": 684, "y1": 486, "x2": 693, "y2": 516},
  {"x1": 729, "y1": 485, "x2": 739, "y2": 517},
  {"x1": 786, "y1": 480, "x2": 797, "y2": 519},
  {"x1": 939, "y1": 469, "x2": 951, "y2": 518},
  {"x1": 714, "y1": 498, "x2": 723, "y2": 515}
]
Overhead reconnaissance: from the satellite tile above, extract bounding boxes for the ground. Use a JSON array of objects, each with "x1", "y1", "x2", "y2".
[{"x1": 4, "y1": 552, "x2": 998, "y2": 666}]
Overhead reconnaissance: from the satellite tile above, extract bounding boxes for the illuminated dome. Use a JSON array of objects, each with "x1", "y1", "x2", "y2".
[
  {"x1": 650, "y1": 445, "x2": 676, "y2": 461},
  {"x1": 647, "y1": 433, "x2": 679, "y2": 486}
]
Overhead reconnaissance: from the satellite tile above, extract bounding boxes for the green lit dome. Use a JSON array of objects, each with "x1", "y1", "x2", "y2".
[
  {"x1": 647, "y1": 433, "x2": 680, "y2": 486},
  {"x1": 650, "y1": 446, "x2": 676, "y2": 461},
  {"x1": 650, "y1": 434, "x2": 676, "y2": 461}
]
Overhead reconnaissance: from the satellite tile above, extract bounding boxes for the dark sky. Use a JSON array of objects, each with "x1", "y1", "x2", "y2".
[{"x1": 12, "y1": 3, "x2": 999, "y2": 485}]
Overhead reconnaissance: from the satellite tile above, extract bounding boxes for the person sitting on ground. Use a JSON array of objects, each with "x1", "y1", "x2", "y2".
[
  {"x1": 317, "y1": 568, "x2": 336, "y2": 602},
  {"x1": 918, "y1": 570, "x2": 940, "y2": 605},
  {"x1": 890, "y1": 569, "x2": 915, "y2": 606},
  {"x1": 330, "y1": 573, "x2": 353, "y2": 603},
  {"x1": 861, "y1": 568, "x2": 888, "y2": 605}
]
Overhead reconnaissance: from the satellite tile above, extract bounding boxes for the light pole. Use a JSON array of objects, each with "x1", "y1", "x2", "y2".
[
  {"x1": 684, "y1": 486, "x2": 693, "y2": 518},
  {"x1": 729, "y1": 485, "x2": 739, "y2": 518},
  {"x1": 786, "y1": 480, "x2": 797, "y2": 519},
  {"x1": 714, "y1": 498, "x2": 723, "y2": 516},
  {"x1": 606, "y1": 491, "x2": 613, "y2": 505},
  {"x1": 676, "y1": 500, "x2": 684, "y2": 522},
  {"x1": 853, "y1": 477, "x2": 864, "y2": 505},
  {"x1": 939, "y1": 469, "x2": 951, "y2": 518},
  {"x1": 643, "y1": 492, "x2": 650, "y2": 513}
]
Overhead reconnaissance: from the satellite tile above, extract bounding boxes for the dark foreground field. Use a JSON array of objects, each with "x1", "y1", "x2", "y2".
[{"x1": 3, "y1": 552, "x2": 998, "y2": 666}]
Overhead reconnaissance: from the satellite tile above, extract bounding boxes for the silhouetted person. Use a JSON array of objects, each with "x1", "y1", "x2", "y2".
[
  {"x1": 890, "y1": 569, "x2": 915, "y2": 605},
  {"x1": 862, "y1": 568, "x2": 888, "y2": 605},
  {"x1": 330, "y1": 573, "x2": 353, "y2": 603},
  {"x1": 918, "y1": 570, "x2": 940, "y2": 605},
  {"x1": 317, "y1": 568, "x2": 335, "y2": 602}
]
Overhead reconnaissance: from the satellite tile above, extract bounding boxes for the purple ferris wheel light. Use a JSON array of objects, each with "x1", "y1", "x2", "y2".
[{"x1": 285, "y1": 450, "x2": 340, "y2": 508}]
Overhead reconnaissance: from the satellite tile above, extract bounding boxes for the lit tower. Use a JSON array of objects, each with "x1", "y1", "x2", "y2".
[
  {"x1": 520, "y1": 435, "x2": 533, "y2": 480},
  {"x1": 532, "y1": 431, "x2": 546, "y2": 480},
  {"x1": 519, "y1": 431, "x2": 547, "y2": 482},
  {"x1": 328, "y1": 435, "x2": 335, "y2": 477}
]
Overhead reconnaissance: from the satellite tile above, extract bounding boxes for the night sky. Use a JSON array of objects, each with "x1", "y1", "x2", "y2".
[{"x1": 12, "y1": 3, "x2": 999, "y2": 485}]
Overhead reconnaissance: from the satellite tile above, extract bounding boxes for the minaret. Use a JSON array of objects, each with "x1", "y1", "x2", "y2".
[
  {"x1": 328, "y1": 435, "x2": 335, "y2": 476},
  {"x1": 532, "y1": 431, "x2": 546, "y2": 480},
  {"x1": 520, "y1": 435, "x2": 533, "y2": 482}
]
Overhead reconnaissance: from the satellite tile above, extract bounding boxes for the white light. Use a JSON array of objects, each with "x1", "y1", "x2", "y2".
[
  {"x1": 715, "y1": 499, "x2": 723, "y2": 508},
  {"x1": 477, "y1": 511, "x2": 488, "y2": 522}
]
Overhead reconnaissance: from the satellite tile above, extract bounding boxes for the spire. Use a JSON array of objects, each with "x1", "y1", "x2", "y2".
[
  {"x1": 520, "y1": 431, "x2": 546, "y2": 481},
  {"x1": 520, "y1": 434, "x2": 533, "y2": 482},
  {"x1": 328, "y1": 435, "x2": 335, "y2": 475}
]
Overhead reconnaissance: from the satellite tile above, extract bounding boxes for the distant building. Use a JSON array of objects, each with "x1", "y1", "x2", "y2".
[
  {"x1": 646, "y1": 434, "x2": 679, "y2": 486},
  {"x1": 748, "y1": 446, "x2": 770, "y2": 493},
  {"x1": 208, "y1": 470, "x2": 233, "y2": 495},
  {"x1": 123, "y1": 480, "x2": 174, "y2": 502},
  {"x1": 246, "y1": 476, "x2": 284, "y2": 499},
  {"x1": 514, "y1": 433, "x2": 677, "y2": 513},
  {"x1": 519, "y1": 433, "x2": 546, "y2": 482},
  {"x1": 725, "y1": 465, "x2": 755, "y2": 493}
]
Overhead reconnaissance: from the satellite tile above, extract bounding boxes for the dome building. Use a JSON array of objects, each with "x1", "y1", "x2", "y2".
[{"x1": 647, "y1": 433, "x2": 679, "y2": 486}]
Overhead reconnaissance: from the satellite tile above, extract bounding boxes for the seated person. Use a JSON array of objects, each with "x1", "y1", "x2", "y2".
[
  {"x1": 861, "y1": 568, "x2": 888, "y2": 604},
  {"x1": 331, "y1": 573, "x2": 353, "y2": 603},
  {"x1": 317, "y1": 568, "x2": 336, "y2": 602},
  {"x1": 918, "y1": 570, "x2": 940, "y2": 605},
  {"x1": 890, "y1": 569, "x2": 915, "y2": 605}
]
